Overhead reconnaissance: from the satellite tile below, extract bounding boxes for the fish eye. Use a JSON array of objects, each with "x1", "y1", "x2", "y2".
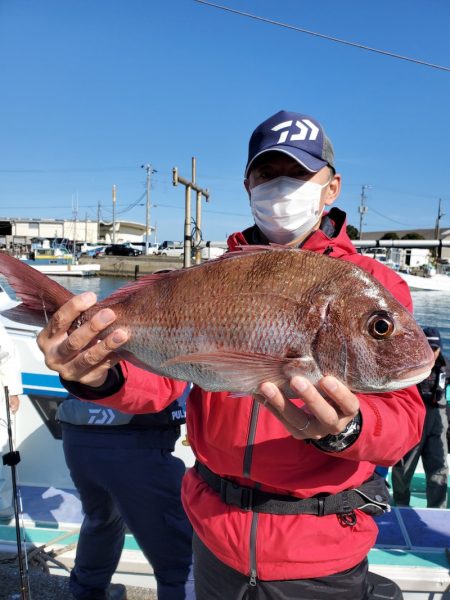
[{"x1": 367, "y1": 311, "x2": 395, "y2": 339}]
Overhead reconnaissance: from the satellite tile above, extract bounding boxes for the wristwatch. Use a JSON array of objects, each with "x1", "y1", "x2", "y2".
[{"x1": 312, "y1": 411, "x2": 362, "y2": 453}]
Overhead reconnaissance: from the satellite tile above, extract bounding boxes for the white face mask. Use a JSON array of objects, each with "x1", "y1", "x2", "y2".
[{"x1": 250, "y1": 176, "x2": 330, "y2": 244}]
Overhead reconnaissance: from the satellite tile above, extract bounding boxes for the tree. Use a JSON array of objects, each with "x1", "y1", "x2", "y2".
[
  {"x1": 380, "y1": 232, "x2": 399, "y2": 240},
  {"x1": 346, "y1": 224, "x2": 359, "y2": 240},
  {"x1": 401, "y1": 232, "x2": 425, "y2": 240}
]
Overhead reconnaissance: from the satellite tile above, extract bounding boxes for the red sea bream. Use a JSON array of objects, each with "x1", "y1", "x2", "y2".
[{"x1": 0, "y1": 248, "x2": 434, "y2": 396}]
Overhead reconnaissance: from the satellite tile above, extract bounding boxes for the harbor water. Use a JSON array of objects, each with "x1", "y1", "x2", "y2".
[{"x1": 408, "y1": 290, "x2": 450, "y2": 355}]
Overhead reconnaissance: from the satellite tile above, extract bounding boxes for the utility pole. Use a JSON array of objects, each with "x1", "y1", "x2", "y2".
[
  {"x1": 112, "y1": 185, "x2": 116, "y2": 244},
  {"x1": 191, "y1": 157, "x2": 209, "y2": 264},
  {"x1": 434, "y1": 198, "x2": 445, "y2": 261},
  {"x1": 358, "y1": 185, "x2": 369, "y2": 240},
  {"x1": 173, "y1": 157, "x2": 210, "y2": 268},
  {"x1": 141, "y1": 164, "x2": 157, "y2": 255}
]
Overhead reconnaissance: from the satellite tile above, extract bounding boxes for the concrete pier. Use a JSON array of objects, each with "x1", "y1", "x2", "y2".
[{"x1": 79, "y1": 255, "x2": 184, "y2": 278}]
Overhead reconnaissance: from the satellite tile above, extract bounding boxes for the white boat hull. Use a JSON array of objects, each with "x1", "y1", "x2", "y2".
[
  {"x1": 24, "y1": 263, "x2": 101, "y2": 277},
  {"x1": 397, "y1": 272, "x2": 450, "y2": 292}
]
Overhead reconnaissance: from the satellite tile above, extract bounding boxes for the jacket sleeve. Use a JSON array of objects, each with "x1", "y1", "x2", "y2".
[
  {"x1": 327, "y1": 385, "x2": 425, "y2": 465},
  {"x1": 65, "y1": 361, "x2": 186, "y2": 414}
]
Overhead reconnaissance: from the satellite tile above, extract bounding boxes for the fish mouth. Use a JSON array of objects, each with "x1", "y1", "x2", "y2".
[{"x1": 385, "y1": 361, "x2": 434, "y2": 390}]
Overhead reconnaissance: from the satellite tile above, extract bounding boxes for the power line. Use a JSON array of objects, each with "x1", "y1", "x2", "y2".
[
  {"x1": 0, "y1": 167, "x2": 139, "y2": 173},
  {"x1": 194, "y1": 0, "x2": 450, "y2": 73},
  {"x1": 0, "y1": 204, "x2": 100, "y2": 209},
  {"x1": 116, "y1": 191, "x2": 147, "y2": 215},
  {"x1": 366, "y1": 205, "x2": 414, "y2": 227}
]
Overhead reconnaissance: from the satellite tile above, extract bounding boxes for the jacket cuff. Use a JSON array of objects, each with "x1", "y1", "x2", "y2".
[{"x1": 60, "y1": 364, "x2": 125, "y2": 401}]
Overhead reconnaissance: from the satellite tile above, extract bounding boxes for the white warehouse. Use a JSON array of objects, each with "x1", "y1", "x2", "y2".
[{"x1": 0, "y1": 217, "x2": 148, "y2": 249}]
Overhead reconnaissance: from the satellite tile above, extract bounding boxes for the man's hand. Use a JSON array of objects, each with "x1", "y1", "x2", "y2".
[
  {"x1": 9, "y1": 395, "x2": 20, "y2": 414},
  {"x1": 37, "y1": 292, "x2": 130, "y2": 387},
  {"x1": 258, "y1": 376, "x2": 360, "y2": 440}
]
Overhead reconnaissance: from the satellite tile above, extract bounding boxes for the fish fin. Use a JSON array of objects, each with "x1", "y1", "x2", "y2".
[
  {"x1": 0, "y1": 305, "x2": 51, "y2": 328},
  {"x1": 233, "y1": 244, "x2": 317, "y2": 257},
  {"x1": 162, "y1": 351, "x2": 314, "y2": 392},
  {"x1": 234, "y1": 243, "x2": 290, "y2": 252},
  {"x1": 97, "y1": 249, "x2": 293, "y2": 306},
  {"x1": 99, "y1": 247, "x2": 311, "y2": 306},
  {"x1": 98, "y1": 271, "x2": 181, "y2": 306},
  {"x1": 0, "y1": 254, "x2": 73, "y2": 324},
  {"x1": 118, "y1": 350, "x2": 155, "y2": 372}
]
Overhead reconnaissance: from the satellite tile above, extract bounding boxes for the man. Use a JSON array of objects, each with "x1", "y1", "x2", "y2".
[
  {"x1": 0, "y1": 321, "x2": 23, "y2": 522},
  {"x1": 392, "y1": 326, "x2": 449, "y2": 508},
  {"x1": 57, "y1": 267, "x2": 194, "y2": 600},
  {"x1": 57, "y1": 386, "x2": 194, "y2": 600},
  {"x1": 37, "y1": 111, "x2": 424, "y2": 600}
]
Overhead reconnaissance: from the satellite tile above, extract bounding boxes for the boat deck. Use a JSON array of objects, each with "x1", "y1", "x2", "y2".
[{"x1": 1, "y1": 471, "x2": 449, "y2": 598}]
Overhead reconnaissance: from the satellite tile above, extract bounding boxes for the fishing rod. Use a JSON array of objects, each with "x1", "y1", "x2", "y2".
[{"x1": 2, "y1": 384, "x2": 31, "y2": 600}]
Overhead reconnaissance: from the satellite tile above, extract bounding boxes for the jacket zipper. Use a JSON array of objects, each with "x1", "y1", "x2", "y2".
[
  {"x1": 243, "y1": 400, "x2": 260, "y2": 477},
  {"x1": 244, "y1": 400, "x2": 260, "y2": 588},
  {"x1": 248, "y1": 512, "x2": 259, "y2": 588}
]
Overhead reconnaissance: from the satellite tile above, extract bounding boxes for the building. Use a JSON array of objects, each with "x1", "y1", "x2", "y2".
[
  {"x1": 99, "y1": 220, "x2": 149, "y2": 244},
  {"x1": 0, "y1": 217, "x2": 149, "y2": 252}
]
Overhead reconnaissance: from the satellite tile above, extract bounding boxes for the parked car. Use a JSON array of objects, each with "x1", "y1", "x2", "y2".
[
  {"x1": 133, "y1": 242, "x2": 160, "y2": 255},
  {"x1": 104, "y1": 243, "x2": 143, "y2": 257},
  {"x1": 158, "y1": 241, "x2": 184, "y2": 257},
  {"x1": 147, "y1": 243, "x2": 160, "y2": 255}
]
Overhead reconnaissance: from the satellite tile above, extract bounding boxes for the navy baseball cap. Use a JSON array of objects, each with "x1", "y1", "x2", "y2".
[
  {"x1": 245, "y1": 110, "x2": 335, "y2": 177},
  {"x1": 422, "y1": 326, "x2": 442, "y2": 349}
]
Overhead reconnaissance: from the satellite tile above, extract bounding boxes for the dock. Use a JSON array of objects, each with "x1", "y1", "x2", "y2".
[{"x1": 79, "y1": 255, "x2": 184, "y2": 278}]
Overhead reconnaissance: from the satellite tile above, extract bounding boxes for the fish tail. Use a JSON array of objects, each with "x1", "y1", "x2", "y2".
[{"x1": 0, "y1": 253, "x2": 74, "y2": 326}]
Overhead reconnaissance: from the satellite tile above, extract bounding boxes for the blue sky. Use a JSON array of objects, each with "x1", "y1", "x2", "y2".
[{"x1": 1, "y1": 0, "x2": 449, "y2": 243}]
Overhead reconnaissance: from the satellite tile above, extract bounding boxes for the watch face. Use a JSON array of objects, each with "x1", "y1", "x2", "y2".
[{"x1": 313, "y1": 413, "x2": 361, "y2": 453}]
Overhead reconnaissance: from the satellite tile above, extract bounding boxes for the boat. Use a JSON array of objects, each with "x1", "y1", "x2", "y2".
[
  {"x1": 18, "y1": 246, "x2": 100, "y2": 277},
  {"x1": 0, "y1": 284, "x2": 448, "y2": 598},
  {"x1": 371, "y1": 255, "x2": 450, "y2": 292},
  {"x1": 396, "y1": 271, "x2": 450, "y2": 292}
]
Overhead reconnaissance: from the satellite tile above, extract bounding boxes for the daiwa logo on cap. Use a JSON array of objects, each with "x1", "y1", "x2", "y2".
[
  {"x1": 245, "y1": 110, "x2": 335, "y2": 176},
  {"x1": 271, "y1": 119, "x2": 320, "y2": 144}
]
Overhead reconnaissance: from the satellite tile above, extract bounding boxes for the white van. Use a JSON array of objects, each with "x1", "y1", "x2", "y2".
[
  {"x1": 201, "y1": 241, "x2": 227, "y2": 260},
  {"x1": 158, "y1": 241, "x2": 184, "y2": 257}
]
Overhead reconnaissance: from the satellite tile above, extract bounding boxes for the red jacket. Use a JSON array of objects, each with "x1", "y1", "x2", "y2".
[{"x1": 95, "y1": 209, "x2": 425, "y2": 581}]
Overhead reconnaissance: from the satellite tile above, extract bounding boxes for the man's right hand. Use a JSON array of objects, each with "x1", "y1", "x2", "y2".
[{"x1": 37, "y1": 292, "x2": 129, "y2": 387}]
